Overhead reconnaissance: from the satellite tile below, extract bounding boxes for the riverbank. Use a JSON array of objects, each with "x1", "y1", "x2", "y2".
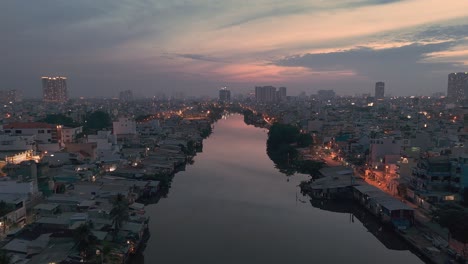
[
  {"x1": 143, "y1": 114, "x2": 423, "y2": 264},
  {"x1": 300, "y1": 167, "x2": 461, "y2": 264}
]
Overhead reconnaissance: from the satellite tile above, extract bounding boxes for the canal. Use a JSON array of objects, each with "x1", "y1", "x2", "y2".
[{"x1": 144, "y1": 114, "x2": 423, "y2": 264}]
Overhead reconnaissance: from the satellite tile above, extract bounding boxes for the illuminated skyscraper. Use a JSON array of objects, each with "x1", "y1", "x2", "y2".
[
  {"x1": 219, "y1": 87, "x2": 231, "y2": 102},
  {"x1": 42, "y1": 76, "x2": 68, "y2": 103},
  {"x1": 447, "y1": 72, "x2": 468, "y2": 103},
  {"x1": 375, "y1": 82, "x2": 385, "y2": 100}
]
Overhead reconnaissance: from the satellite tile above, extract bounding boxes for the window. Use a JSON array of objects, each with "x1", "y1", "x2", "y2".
[
  {"x1": 38, "y1": 130, "x2": 45, "y2": 134},
  {"x1": 4, "y1": 130, "x2": 11, "y2": 133},
  {"x1": 15, "y1": 130, "x2": 22, "y2": 134}
]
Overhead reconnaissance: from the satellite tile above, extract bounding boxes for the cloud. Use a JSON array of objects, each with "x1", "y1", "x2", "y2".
[
  {"x1": 174, "y1": 54, "x2": 229, "y2": 63},
  {"x1": 1, "y1": 0, "x2": 468, "y2": 97},
  {"x1": 217, "y1": 5, "x2": 307, "y2": 29},
  {"x1": 423, "y1": 39, "x2": 468, "y2": 66},
  {"x1": 273, "y1": 43, "x2": 458, "y2": 78}
]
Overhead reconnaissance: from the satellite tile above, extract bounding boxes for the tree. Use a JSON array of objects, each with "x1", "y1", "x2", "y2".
[
  {"x1": 110, "y1": 193, "x2": 129, "y2": 241},
  {"x1": 267, "y1": 123, "x2": 300, "y2": 150},
  {"x1": 0, "y1": 201, "x2": 13, "y2": 216},
  {"x1": 74, "y1": 223, "x2": 97, "y2": 261},
  {"x1": 432, "y1": 203, "x2": 468, "y2": 254},
  {"x1": 266, "y1": 123, "x2": 302, "y2": 176},
  {"x1": 85, "y1": 111, "x2": 112, "y2": 131},
  {"x1": 295, "y1": 160, "x2": 325, "y2": 179},
  {"x1": 200, "y1": 126, "x2": 212, "y2": 139},
  {"x1": 0, "y1": 250, "x2": 12, "y2": 264},
  {"x1": 297, "y1": 133, "x2": 312, "y2": 148},
  {"x1": 39, "y1": 114, "x2": 77, "y2": 127}
]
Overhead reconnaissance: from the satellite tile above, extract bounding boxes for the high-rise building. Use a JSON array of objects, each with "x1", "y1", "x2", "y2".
[
  {"x1": 317, "y1": 90, "x2": 336, "y2": 101},
  {"x1": 277, "y1": 87, "x2": 287, "y2": 101},
  {"x1": 255, "y1": 86, "x2": 277, "y2": 102},
  {"x1": 42, "y1": 76, "x2": 68, "y2": 103},
  {"x1": 219, "y1": 87, "x2": 231, "y2": 102},
  {"x1": 119, "y1": 90, "x2": 134, "y2": 101},
  {"x1": 375, "y1": 82, "x2": 385, "y2": 100},
  {"x1": 447, "y1": 72, "x2": 468, "y2": 103}
]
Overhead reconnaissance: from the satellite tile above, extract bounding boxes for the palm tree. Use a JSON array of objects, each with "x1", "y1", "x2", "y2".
[
  {"x1": 0, "y1": 249, "x2": 12, "y2": 264},
  {"x1": 74, "y1": 223, "x2": 97, "y2": 261},
  {"x1": 110, "y1": 193, "x2": 129, "y2": 241}
]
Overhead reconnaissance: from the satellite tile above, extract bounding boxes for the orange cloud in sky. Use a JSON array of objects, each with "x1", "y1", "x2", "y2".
[
  {"x1": 422, "y1": 40, "x2": 468, "y2": 65},
  {"x1": 170, "y1": 0, "x2": 468, "y2": 56},
  {"x1": 102, "y1": 0, "x2": 468, "y2": 83}
]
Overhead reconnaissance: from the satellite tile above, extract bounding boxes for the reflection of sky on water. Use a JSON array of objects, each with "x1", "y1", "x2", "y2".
[{"x1": 143, "y1": 115, "x2": 423, "y2": 264}]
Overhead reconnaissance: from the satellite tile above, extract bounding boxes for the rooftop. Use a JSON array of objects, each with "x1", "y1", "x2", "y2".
[{"x1": 3, "y1": 122, "x2": 55, "y2": 129}]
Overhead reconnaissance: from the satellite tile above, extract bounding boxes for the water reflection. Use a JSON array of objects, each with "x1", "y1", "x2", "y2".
[
  {"x1": 142, "y1": 114, "x2": 423, "y2": 264},
  {"x1": 310, "y1": 199, "x2": 410, "y2": 251}
]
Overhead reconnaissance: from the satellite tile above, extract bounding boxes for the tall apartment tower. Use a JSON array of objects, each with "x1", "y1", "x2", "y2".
[
  {"x1": 119, "y1": 90, "x2": 134, "y2": 101},
  {"x1": 447, "y1": 72, "x2": 468, "y2": 103},
  {"x1": 42, "y1": 76, "x2": 68, "y2": 103},
  {"x1": 255, "y1": 86, "x2": 277, "y2": 102},
  {"x1": 278, "y1": 87, "x2": 287, "y2": 101},
  {"x1": 375, "y1": 82, "x2": 385, "y2": 100},
  {"x1": 219, "y1": 87, "x2": 231, "y2": 102}
]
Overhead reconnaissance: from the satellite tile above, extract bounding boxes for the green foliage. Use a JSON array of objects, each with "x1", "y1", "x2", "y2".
[
  {"x1": 74, "y1": 223, "x2": 97, "y2": 261},
  {"x1": 267, "y1": 123, "x2": 300, "y2": 150},
  {"x1": 243, "y1": 109, "x2": 254, "y2": 124},
  {"x1": 178, "y1": 141, "x2": 196, "y2": 156},
  {"x1": 0, "y1": 201, "x2": 14, "y2": 216},
  {"x1": 207, "y1": 105, "x2": 224, "y2": 121},
  {"x1": 295, "y1": 160, "x2": 325, "y2": 178},
  {"x1": 0, "y1": 249, "x2": 12, "y2": 264},
  {"x1": 39, "y1": 114, "x2": 78, "y2": 127},
  {"x1": 243, "y1": 109, "x2": 265, "y2": 126},
  {"x1": 158, "y1": 176, "x2": 173, "y2": 198},
  {"x1": 266, "y1": 123, "x2": 320, "y2": 177},
  {"x1": 110, "y1": 193, "x2": 129, "y2": 241},
  {"x1": 432, "y1": 204, "x2": 468, "y2": 243},
  {"x1": 297, "y1": 133, "x2": 312, "y2": 148},
  {"x1": 200, "y1": 126, "x2": 212, "y2": 139},
  {"x1": 85, "y1": 111, "x2": 112, "y2": 131},
  {"x1": 186, "y1": 140, "x2": 196, "y2": 155}
]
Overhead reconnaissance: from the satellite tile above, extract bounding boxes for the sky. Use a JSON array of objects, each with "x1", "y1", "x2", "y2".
[{"x1": 1, "y1": 0, "x2": 468, "y2": 98}]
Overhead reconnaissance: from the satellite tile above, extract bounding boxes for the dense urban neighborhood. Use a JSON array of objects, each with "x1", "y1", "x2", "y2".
[{"x1": 1, "y1": 78, "x2": 468, "y2": 263}]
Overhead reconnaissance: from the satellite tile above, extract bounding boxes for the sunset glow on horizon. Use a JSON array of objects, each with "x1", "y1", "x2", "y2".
[{"x1": 2, "y1": 0, "x2": 468, "y2": 96}]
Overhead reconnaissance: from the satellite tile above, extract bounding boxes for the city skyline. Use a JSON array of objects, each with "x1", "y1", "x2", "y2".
[{"x1": 1, "y1": 1, "x2": 468, "y2": 97}]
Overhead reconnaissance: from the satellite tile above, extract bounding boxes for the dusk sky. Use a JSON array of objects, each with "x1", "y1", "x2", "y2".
[{"x1": 2, "y1": 0, "x2": 468, "y2": 98}]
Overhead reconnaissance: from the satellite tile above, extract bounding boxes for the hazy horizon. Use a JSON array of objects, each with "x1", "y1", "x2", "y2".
[{"x1": 2, "y1": 0, "x2": 467, "y2": 98}]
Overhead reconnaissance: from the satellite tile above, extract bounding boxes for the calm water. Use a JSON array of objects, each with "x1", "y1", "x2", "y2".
[{"x1": 144, "y1": 114, "x2": 423, "y2": 264}]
